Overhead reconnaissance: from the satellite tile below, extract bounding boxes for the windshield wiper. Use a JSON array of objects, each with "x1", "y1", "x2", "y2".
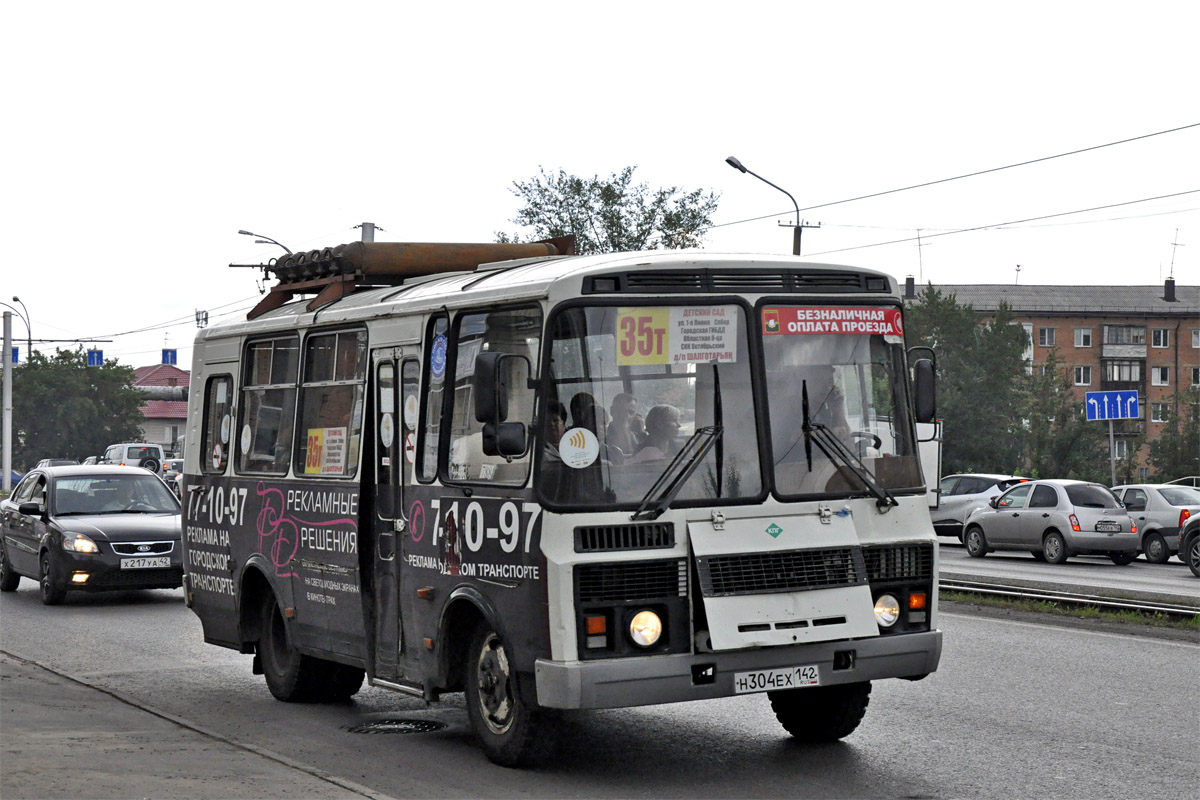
[
  {"x1": 631, "y1": 426, "x2": 723, "y2": 521},
  {"x1": 801, "y1": 381, "x2": 897, "y2": 511}
]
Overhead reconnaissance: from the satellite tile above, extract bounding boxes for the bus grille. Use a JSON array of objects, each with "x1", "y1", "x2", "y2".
[
  {"x1": 574, "y1": 522, "x2": 675, "y2": 552},
  {"x1": 585, "y1": 269, "x2": 886, "y2": 295},
  {"x1": 576, "y1": 559, "x2": 687, "y2": 602},
  {"x1": 696, "y1": 547, "x2": 867, "y2": 597},
  {"x1": 862, "y1": 543, "x2": 934, "y2": 582}
]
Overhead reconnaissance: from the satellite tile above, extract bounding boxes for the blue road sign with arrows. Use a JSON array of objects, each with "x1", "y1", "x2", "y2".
[{"x1": 1085, "y1": 390, "x2": 1138, "y2": 421}]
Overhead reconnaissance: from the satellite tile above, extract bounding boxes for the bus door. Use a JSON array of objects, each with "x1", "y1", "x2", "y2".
[{"x1": 370, "y1": 349, "x2": 422, "y2": 682}]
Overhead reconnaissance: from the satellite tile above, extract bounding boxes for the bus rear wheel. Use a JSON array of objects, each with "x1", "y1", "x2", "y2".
[
  {"x1": 464, "y1": 622, "x2": 556, "y2": 767},
  {"x1": 769, "y1": 681, "x2": 871, "y2": 742},
  {"x1": 259, "y1": 596, "x2": 323, "y2": 702}
]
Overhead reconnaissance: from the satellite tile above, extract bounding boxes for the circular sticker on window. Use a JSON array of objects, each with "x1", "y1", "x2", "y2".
[
  {"x1": 560, "y1": 427, "x2": 600, "y2": 469},
  {"x1": 211, "y1": 443, "x2": 223, "y2": 470},
  {"x1": 430, "y1": 335, "x2": 448, "y2": 379},
  {"x1": 220, "y1": 414, "x2": 231, "y2": 444},
  {"x1": 380, "y1": 412, "x2": 395, "y2": 448},
  {"x1": 403, "y1": 394, "x2": 418, "y2": 429},
  {"x1": 241, "y1": 424, "x2": 252, "y2": 454}
]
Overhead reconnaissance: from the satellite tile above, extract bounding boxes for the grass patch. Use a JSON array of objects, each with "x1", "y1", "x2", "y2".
[{"x1": 941, "y1": 589, "x2": 1200, "y2": 633}]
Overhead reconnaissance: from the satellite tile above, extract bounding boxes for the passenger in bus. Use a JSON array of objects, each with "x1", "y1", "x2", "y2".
[
  {"x1": 606, "y1": 393, "x2": 640, "y2": 458},
  {"x1": 542, "y1": 400, "x2": 567, "y2": 462},
  {"x1": 630, "y1": 404, "x2": 682, "y2": 463}
]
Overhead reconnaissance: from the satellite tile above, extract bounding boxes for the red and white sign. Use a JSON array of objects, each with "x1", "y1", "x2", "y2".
[{"x1": 762, "y1": 307, "x2": 904, "y2": 337}]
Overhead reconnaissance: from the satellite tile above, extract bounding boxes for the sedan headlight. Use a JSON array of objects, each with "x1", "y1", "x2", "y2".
[
  {"x1": 61, "y1": 533, "x2": 100, "y2": 554},
  {"x1": 874, "y1": 594, "x2": 901, "y2": 628}
]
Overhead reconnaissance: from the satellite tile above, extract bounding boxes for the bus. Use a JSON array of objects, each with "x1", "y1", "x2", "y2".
[{"x1": 180, "y1": 239, "x2": 942, "y2": 766}]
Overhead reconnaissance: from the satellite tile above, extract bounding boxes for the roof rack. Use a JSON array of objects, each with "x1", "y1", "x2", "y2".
[{"x1": 243, "y1": 236, "x2": 575, "y2": 319}]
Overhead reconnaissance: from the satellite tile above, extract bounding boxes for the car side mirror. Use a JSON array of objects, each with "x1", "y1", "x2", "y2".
[
  {"x1": 18, "y1": 501, "x2": 44, "y2": 516},
  {"x1": 988, "y1": 497, "x2": 999, "y2": 508}
]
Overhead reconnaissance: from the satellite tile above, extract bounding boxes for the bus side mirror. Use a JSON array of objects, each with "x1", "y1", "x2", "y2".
[
  {"x1": 474, "y1": 351, "x2": 530, "y2": 457},
  {"x1": 913, "y1": 358, "x2": 936, "y2": 423},
  {"x1": 482, "y1": 422, "x2": 527, "y2": 458}
]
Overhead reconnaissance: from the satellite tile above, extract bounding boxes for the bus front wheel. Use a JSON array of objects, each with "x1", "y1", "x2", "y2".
[
  {"x1": 769, "y1": 681, "x2": 871, "y2": 742},
  {"x1": 464, "y1": 622, "x2": 556, "y2": 767},
  {"x1": 259, "y1": 596, "x2": 323, "y2": 702}
]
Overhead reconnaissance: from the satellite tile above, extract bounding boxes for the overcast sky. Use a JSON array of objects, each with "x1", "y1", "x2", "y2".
[{"x1": 3, "y1": 1, "x2": 1197, "y2": 370}]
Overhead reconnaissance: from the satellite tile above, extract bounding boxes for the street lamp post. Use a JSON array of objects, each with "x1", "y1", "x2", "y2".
[
  {"x1": 238, "y1": 229, "x2": 293, "y2": 255},
  {"x1": 2, "y1": 298, "x2": 30, "y2": 361},
  {"x1": 725, "y1": 156, "x2": 808, "y2": 255}
]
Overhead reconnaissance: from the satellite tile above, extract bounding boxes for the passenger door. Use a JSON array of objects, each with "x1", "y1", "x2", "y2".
[
  {"x1": 1021, "y1": 484, "x2": 1061, "y2": 547},
  {"x1": 3, "y1": 473, "x2": 47, "y2": 576},
  {"x1": 369, "y1": 349, "x2": 422, "y2": 683},
  {"x1": 988, "y1": 483, "x2": 1033, "y2": 546}
]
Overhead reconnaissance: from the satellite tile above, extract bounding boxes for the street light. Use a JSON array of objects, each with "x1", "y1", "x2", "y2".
[
  {"x1": 725, "y1": 156, "x2": 805, "y2": 255},
  {"x1": 238, "y1": 229, "x2": 293, "y2": 255},
  {"x1": 4, "y1": 297, "x2": 30, "y2": 361}
]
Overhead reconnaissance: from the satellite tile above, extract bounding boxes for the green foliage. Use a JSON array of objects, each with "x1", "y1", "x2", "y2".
[
  {"x1": 497, "y1": 166, "x2": 720, "y2": 254},
  {"x1": 904, "y1": 286, "x2": 1028, "y2": 474},
  {"x1": 1023, "y1": 350, "x2": 1110, "y2": 482},
  {"x1": 1148, "y1": 386, "x2": 1200, "y2": 480},
  {"x1": 10, "y1": 348, "x2": 146, "y2": 470}
]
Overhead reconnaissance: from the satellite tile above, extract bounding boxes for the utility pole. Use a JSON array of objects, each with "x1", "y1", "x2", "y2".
[{"x1": 3, "y1": 312, "x2": 12, "y2": 491}]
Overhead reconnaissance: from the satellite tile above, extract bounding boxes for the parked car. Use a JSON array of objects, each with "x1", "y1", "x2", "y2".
[
  {"x1": 163, "y1": 459, "x2": 184, "y2": 496},
  {"x1": 100, "y1": 443, "x2": 166, "y2": 477},
  {"x1": 0, "y1": 465, "x2": 182, "y2": 604},
  {"x1": 1111, "y1": 483, "x2": 1200, "y2": 563},
  {"x1": 1179, "y1": 515, "x2": 1200, "y2": 578},
  {"x1": 963, "y1": 479, "x2": 1139, "y2": 565},
  {"x1": 34, "y1": 459, "x2": 79, "y2": 468},
  {"x1": 81, "y1": 456, "x2": 99, "y2": 466},
  {"x1": 932, "y1": 473, "x2": 1028, "y2": 540}
]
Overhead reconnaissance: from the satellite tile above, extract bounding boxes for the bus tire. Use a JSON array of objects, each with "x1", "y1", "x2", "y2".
[
  {"x1": 464, "y1": 622, "x2": 556, "y2": 767},
  {"x1": 259, "y1": 595, "x2": 322, "y2": 702},
  {"x1": 769, "y1": 681, "x2": 871, "y2": 742}
]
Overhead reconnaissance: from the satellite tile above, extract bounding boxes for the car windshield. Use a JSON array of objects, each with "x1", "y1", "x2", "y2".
[
  {"x1": 53, "y1": 475, "x2": 179, "y2": 515},
  {"x1": 761, "y1": 306, "x2": 921, "y2": 498},
  {"x1": 1160, "y1": 486, "x2": 1200, "y2": 505},
  {"x1": 1064, "y1": 484, "x2": 1120, "y2": 509},
  {"x1": 536, "y1": 303, "x2": 762, "y2": 508}
]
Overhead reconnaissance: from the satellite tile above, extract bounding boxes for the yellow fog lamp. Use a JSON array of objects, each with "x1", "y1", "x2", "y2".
[
  {"x1": 873, "y1": 594, "x2": 901, "y2": 628},
  {"x1": 71, "y1": 572, "x2": 90, "y2": 584},
  {"x1": 628, "y1": 610, "x2": 663, "y2": 647}
]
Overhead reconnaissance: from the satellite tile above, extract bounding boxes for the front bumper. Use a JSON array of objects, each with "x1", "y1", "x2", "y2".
[
  {"x1": 535, "y1": 629, "x2": 942, "y2": 709},
  {"x1": 53, "y1": 549, "x2": 183, "y2": 592}
]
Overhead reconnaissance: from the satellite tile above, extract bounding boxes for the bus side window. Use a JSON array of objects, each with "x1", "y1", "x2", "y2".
[
  {"x1": 293, "y1": 329, "x2": 367, "y2": 478},
  {"x1": 200, "y1": 375, "x2": 233, "y2": 474},
  {"x1": 400, "y1": 359, "x2": 420, "y2": 485},
  {"x1": 237, "y1": 336, "x2": 299, "y2": 475},
  {"x1": 417, "y1": 315, "x2": 449, "y2": 483},
  {"x1": 447, "y1": 306, "x2": 541, "y2": 485}
]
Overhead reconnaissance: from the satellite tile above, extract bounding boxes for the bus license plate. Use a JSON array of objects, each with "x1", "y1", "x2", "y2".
[
  {"x1": 120, "y1": 557, "x2": 170, "y2": 569},
  {"x1": 734, "y1": 665, "x2": 819, "y2": 694}
]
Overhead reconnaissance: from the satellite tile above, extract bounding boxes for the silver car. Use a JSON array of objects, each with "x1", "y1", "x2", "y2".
[
  {"x1": 932, "y1": 473, "x2": 1028, "y2": 541},
  {"x1": 1112, "y1": 483, "x2": 1200, "y2": 563},
  {"x1": 963, "y1": 479, "x2": 1139, "y2": 565}
]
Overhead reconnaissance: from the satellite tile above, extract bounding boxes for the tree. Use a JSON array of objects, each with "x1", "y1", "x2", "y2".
[
  {"x1": 904, "y1": 286, "x2": 1028, "y2": 475},
  {"x1": 10, "y1": 348, "x2": 146, "y2": 470},
  {"x1": 1022, "y1": 350, "x2": 1110, "y2": 482},
  {"x1": 497, "y1": 166, "x2": 720, "y2": 254},
  {"x1": 1148, "y1": 386, "x2": 1200, "y2": 480}
]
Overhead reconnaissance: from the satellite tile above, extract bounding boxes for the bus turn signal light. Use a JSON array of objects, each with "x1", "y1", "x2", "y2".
[{"x1": 908, "y1": 592, "x2": 927, "y2": 610}]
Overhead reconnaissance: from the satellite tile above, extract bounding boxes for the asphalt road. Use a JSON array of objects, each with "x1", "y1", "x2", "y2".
[{"x1": 1, "y1": 581, "x2": 1197, "y2": 800}]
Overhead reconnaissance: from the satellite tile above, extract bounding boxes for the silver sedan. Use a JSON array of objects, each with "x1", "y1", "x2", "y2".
[{"x1": 963, "y1": 479, "x2": 1139, "y2": 565}]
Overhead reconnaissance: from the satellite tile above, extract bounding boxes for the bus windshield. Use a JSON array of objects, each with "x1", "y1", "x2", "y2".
[
  {"x1": 762, "y1": 305, "x2": 921, "y2": 498},
  {"x1": 537, "y1": 303, "x2": 762, "y2": 508}
]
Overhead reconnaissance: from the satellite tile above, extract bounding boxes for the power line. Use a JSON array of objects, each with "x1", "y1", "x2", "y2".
[
  {"x1": 802, "y1": 189, "x2": 1200, "y2": 257},
  {"x1": 707, "y1": 121, "x2": 1200, "y2": 232}
]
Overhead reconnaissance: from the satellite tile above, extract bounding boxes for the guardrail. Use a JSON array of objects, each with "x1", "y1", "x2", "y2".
[{"x1": 940, "y1": 578, "x2": 1200, "y2": 621}]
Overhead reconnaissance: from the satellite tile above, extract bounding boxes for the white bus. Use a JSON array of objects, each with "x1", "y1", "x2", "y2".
[{"x1": 181, "y1": 239, "x2": 942, "y2": 766}]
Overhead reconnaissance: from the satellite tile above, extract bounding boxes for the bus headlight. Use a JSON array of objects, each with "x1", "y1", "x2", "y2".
[
  {"x1": 62, "y1": 533, "x2": 100, "y2": 554},
  {"x1": 874, "y1": 594, "x2": 901, "y2": 628},
  {"x1": 628, "y1": 610, "x2": 663, "y2": 647}
]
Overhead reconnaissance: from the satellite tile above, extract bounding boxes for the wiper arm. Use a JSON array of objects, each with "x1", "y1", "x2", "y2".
[
  {"x1": 632, "y1": 426, "x2": 723, "y2": 521},
  {"x1": 801, "y1": 382, "x2": 897, "y2": 511}
]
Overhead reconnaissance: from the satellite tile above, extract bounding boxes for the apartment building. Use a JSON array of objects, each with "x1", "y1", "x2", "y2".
[{"x1": 905, "y1": 278, "x2": 1199, "y2": 475}]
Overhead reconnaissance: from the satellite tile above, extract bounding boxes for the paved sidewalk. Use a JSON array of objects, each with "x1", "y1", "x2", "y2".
[{"x1": 0, "y1": 653, "x2": 387, "y2": 800}]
